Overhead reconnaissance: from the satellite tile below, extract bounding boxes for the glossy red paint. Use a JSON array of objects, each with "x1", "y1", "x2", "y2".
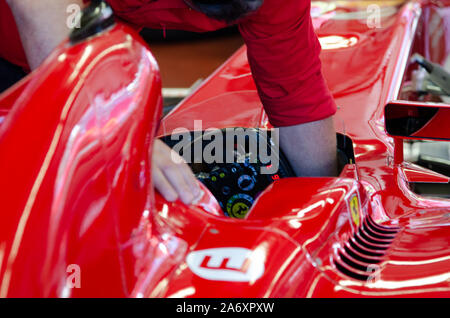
[
  {"x1": 0, "y1": 23, "x2": 163, "y2": 297},
  {"x1": 399, "y1": 162, "x2": 450, "y2": 183},
  {"x1": 0, "y1": 0, "x2": 449, "y2": 297},
  {"x1": 156, "y1": 0, "x2": 450, "y2": 297}
]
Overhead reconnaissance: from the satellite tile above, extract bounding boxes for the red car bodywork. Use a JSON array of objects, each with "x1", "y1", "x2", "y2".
[{"x1": 0, "y1": 0, "x2": 449, "y2": 297}]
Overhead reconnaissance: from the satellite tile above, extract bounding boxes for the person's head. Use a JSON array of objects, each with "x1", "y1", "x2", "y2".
[{"x1": 184, "y1": 0, "x2": 264, "y2": 22}]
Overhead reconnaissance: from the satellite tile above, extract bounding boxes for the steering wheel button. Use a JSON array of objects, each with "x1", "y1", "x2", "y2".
[
  {"x1": 222, "y1": 186, "x2": 231, "y2": 195},
  {"x1": 238, "y1": 175, "x2": 255, "y2": 191}
]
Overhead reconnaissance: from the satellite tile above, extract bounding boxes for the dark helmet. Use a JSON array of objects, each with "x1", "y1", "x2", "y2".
[{"x1": 184, "y1": 0, "x2": 264, "y2": 22}]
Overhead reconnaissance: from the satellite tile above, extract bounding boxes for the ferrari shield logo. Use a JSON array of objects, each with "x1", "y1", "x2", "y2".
[{"x1": 349, "y1": 194, "x2": 361, "y2": 226}]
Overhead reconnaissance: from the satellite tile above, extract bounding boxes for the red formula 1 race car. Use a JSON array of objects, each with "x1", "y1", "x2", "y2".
[{"x1": 0, "y1": 0, "x2": 449, "y2": 298}]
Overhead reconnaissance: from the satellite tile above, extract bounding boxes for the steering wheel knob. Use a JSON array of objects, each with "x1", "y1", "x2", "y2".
[
  {"x1": 237, "y1": 174, "x2": 255, "y2": 191},
  {"x1": 226, "y1": 193, "x2": 254, "y2": 219}
]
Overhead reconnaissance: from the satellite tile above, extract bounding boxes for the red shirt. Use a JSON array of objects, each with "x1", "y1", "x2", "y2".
[{"x1": 0, "y1": 0, "x2": 336, "y2": 127}]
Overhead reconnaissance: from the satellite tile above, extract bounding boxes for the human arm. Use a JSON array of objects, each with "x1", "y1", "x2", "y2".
[
  {"x1": 279, "y1": 118, "x2": 337, "y2": 177},
  {"x1": 6, "y1": 0, "x2": 86, "y2": 70},
  {"x1": 239, "y1": 0, "x2": 338, "y2": 176}
]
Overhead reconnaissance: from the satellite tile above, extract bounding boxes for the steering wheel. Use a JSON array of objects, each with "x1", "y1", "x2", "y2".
[{"x1": 160, "y1": 128, "x2": 295, "y2": 218}]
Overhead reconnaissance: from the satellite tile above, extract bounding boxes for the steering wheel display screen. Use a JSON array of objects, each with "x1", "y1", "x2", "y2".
[{"x1": 160, "y1": 128, "x2": 295, "y2": 218}]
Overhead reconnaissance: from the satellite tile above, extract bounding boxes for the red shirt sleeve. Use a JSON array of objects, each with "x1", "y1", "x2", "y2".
[{"x1": 238, "y1": 0, "x2": 336, "y2": 127}]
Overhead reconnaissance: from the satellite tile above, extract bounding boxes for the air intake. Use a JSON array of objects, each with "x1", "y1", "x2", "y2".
[{"x1": 333, "y1": 216, "x2": 400, "y2": 281}]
